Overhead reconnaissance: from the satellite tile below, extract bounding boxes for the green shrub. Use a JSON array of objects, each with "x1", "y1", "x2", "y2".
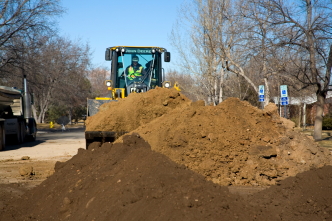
[{"x1": 323, "y1": 116, "x2": 332, "y2": 130}]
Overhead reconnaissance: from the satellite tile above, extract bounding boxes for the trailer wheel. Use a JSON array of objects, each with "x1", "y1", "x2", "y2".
[
  {"x1": 0, "y1": 124, "x2": 5, "y2": 151},
  {"x1": 16, "y1": 122, "x2": 22, "y2": 144},
  {"x1": 21, "y1": 121, "x2": 26, "y2": 143},
  {"x1": 27, "y1": 119, "x2": 37, "y2": 142}
]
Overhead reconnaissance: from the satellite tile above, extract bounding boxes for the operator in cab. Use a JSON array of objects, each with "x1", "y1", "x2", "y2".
[{"x1": 126, "y1": 56, "x2": 146, "y2": 80}]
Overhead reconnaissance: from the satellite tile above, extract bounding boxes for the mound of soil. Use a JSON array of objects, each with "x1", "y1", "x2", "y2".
[
  {"x1": 122, "y1": 97, "x2": 331, "y2": 186},
  {"x1": 86, "y1": 87, "x2": 332, "y2": 186},
  {"x1": 1, "y1": 134, "x2": 332, "y2": 221},
  {"x1": 85, "y1": 87, "x2": 191, "y2": 132}
]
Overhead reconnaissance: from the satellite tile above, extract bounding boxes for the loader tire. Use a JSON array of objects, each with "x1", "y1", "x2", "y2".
[{"x1": 0, "y1": 124, "x2": 5, "y2": 151}]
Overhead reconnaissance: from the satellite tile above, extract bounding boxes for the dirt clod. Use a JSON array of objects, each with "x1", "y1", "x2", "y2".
[
  {"x1": 21, "y1": 156, "x2": 30, "y2": 160},
  {"x1": 19, "y1": 166, "x2": 34, "y2": 176}
]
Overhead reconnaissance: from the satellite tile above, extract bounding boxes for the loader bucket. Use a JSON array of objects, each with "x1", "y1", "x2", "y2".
[{"x1": 85, "y1": 131, "x2": 127, "y2": 149}]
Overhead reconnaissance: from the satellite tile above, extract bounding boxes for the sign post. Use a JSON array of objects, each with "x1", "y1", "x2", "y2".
[
  {"x1": 280, "y1": 85, "x2": 288, "y2": 118},
  {"x1": 258, "y1": 85, "x2": 265, "y2": 109}
]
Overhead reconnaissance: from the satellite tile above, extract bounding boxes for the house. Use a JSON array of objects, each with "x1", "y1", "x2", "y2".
[{"x1": 271, "y1": 92, "x2": 332, "y2": 126}]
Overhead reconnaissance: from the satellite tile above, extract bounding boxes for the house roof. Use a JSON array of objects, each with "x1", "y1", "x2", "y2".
[{"x1": 272, "y1": 91, "x2": 332, "y2": 105}]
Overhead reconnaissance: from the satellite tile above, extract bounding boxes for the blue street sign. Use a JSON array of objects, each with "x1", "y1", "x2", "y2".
[
  {"x1": 281, "y1": 97, "x2": 288, "y2": 101},
  {"x1": 259, "y1": 98, "x2": 265, "y2": 102},
  {"x1": 259, "y1": 85, "x2": 264, "y2": 95},
  {"x1": 280, "y1": 85, "x2": 288, "y2": 97},
  {"x1": 281, "y1": 101, "x2": 289, "y2": 105},
  {"x1": 259, "y1": 95, "x2": 264, "y2": 98}
]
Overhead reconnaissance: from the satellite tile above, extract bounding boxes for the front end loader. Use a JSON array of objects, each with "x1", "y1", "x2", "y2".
[{"x1": 85, "y1": 46, "x2": 175, "y2": 148}]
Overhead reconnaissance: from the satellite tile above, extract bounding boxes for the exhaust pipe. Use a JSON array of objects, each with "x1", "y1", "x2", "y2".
[{"x1": 23, "y1": 75, "x2": 32, "y2": 119}]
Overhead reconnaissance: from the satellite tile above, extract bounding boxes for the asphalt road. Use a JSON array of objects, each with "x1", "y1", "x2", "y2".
[{"x1": 0, "y1": 128, "x2": 85, "y2": 161}]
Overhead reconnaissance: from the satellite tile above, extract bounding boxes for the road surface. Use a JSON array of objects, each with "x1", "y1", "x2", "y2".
[
  {"x1": 0, "y1": 128, "x2": 85, "y2": 186},
  {"x1": 0, "y1": 128, "x2": 85, "y2": 161}
]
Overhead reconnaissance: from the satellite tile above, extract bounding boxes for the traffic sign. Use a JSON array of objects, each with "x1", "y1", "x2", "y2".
[
  {"x1": 280, "y1": 85, "x2": 288, "y2": 97},
  {"x1": 259, "y1": 98, "x2": 265, "y2": 102},
  {"x1": 281, "y1": 97, "x2": 288, "y2": 101},
  {"x1": 259, "y1": 85, "x2": 264, "y2": 95},
  {"x1": 259, "y1": 95, "x2": 264, "y2": 98},
  {"x1": 281, "y1": 101, "x2": 289, "y2": 105}
]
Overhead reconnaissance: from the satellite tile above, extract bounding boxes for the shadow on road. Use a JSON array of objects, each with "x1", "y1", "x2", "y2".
[
  {"x1": 4, "y1": 140, "x2": 46, "y2": 151},
  {"x1": 3, "y1": 128, "x2": 85, "y2": 152}
]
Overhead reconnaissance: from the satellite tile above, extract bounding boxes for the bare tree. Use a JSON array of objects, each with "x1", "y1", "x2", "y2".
[
  {"x1": 171, "y1": 0, "x2": 231, "y2": 105},
  {"x1": 0, "y1": 0, "x2": 63, "y2": 73},
  {"x1": 237, "y1": 0, "x2": 280, "y2": 106},
  {"x1": 254, "y1": 0, "x2": 332, "y2": 140},
  {"x1": 166, "y1": 69, "x2": 203, "y2": 102},
  {"x1": 171, "y1": 0, "x2": 266, "y2": 105},
  {"x1": 0, "y1": 1, "x2": 94, "y2": 124},
  {"x1": 88, "y1": 67, "x2": 110, "y2": 98},
  {"x1": 24, "y1": 36, "x2": 91, "y2": 123}
]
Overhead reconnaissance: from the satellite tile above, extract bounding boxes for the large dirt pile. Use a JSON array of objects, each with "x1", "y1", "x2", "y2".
[
  {"x1": 88, "y1": 88, "x2": 331, "y2": 186},
  {"x1": 119, "y1": 98, "x2": 331, "y2": 186},
  {"x1": 1, "y1": 134, "x2": 332, "y2": 221},
  {"x1": 85, "y1": 87, "x2": 191, "y2": 132}
]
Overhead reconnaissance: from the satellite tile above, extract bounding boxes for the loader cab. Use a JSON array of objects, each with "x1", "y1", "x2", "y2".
[{"x1": 105, "y1": 46, "x2": 170, "y2": 97}]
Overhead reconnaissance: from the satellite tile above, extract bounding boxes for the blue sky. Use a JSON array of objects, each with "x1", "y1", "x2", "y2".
[{"x1": 57, "y1": 0, "x2": 184, "y2": 71}]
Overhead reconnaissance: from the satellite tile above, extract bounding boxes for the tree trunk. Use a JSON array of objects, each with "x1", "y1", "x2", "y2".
[
  {"x1": 37, "y1": 109, "x2": 44, "y2": 123},
  {"x1": 41, "y1": 111, "x2": 46, "y2": 123},
  {"x1": 264, "y1": 77, "x2": 269, "y2": 107},
  {"x1": 313, "y1": 93, "x2": 325, "y2": 140},
  {"x1": 68, "y1": 109, "x2": 72, "y2": 125},
  {"x1": 214, "y1": 76, "x2": 218, "y2": 105},
  {"x1": 298, "y1": 104, "x2": 302, "y2": 128},
  {"x1": 37, "y1": 111, "x2": 42, "y2": 123},
  {"x1": 303, "y1": 103, "x2": 307, "y2": 129},
  {"x1": 219, "y1": 67, "x2": 224, "y2": 103},
  {"x1": 37, "y1": 99, "x2": 48, "y2": 123},
  {"x1": 32, "y1": 105, "x2": 38, "y2": 122}
]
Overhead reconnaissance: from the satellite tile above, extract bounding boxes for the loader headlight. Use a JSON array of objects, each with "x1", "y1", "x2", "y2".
[
  {"x1": 163, "y1": 81, "x2": 171, "y2": 88},
  {"x1": 152, "y1": 49, "x2": 156, "y2": 53},
  {"x1": 121, "y1": 48, "x2": 126, "y2": 53},
  {"x1": 105, "y1": 80, "x2": 112, "y2": 87}
]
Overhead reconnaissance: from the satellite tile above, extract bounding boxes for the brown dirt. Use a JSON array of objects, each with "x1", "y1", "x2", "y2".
[
  {"x1": 116, "y1": 89, "x2": 331, "y2": 186},
  {"x1": 1, "y1": 87, "x2": 332, "y2": 220},
  {"x1": 0, "y1": 159, "x2": 56, "y2": 186},
  {"x1": 85, "y1": 87, "x2": 191, "y2": 132}
]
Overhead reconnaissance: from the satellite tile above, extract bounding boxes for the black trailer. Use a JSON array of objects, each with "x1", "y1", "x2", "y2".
[{"x1": 0, "y1": 75, "x2": 37, "y2": 150}]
